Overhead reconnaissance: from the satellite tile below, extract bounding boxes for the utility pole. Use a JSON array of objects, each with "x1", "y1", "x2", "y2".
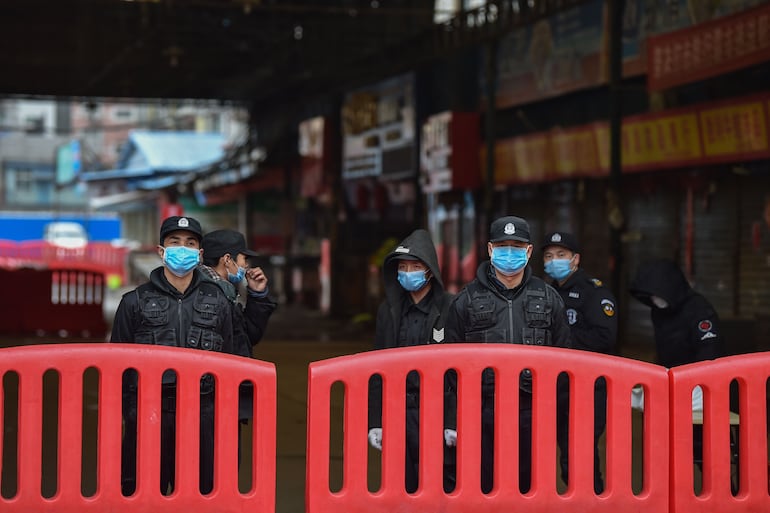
[
  {"x1": 483, "y1": 39, "x2": 498, "y2": 251},
  {"x1": 608, "y1": 0, "x2": 626, "y2": 306}
]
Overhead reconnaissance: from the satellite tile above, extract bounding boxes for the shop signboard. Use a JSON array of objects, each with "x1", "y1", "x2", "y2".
[
  {"x1": 55, "y1": 139, "x2": 82, "y2": 186},
  {"x1": 420, "y1": 111, "x2": 480, "y2": 193},
  {"x1": 619, "y1": 112, "x2": 702, "y2": 171},
  {"x1": 493, "y1": 0, "x2": 762, "y2": 106},
  {"x1": 648, "y1": 1, "x2": 770, "y2": 91},
  {"x1": 341, "y1": 74, "x2": 416, "y2": 181},
  {"x1": 299, "y1": 116, "x2": 332, "y2": 200},
  {"x1": 494, "y1": 0, "x2": 606, "y2": 109},
  {"x1": 700, "y1": 100, "x2": 769, "y2": 157},
  {"x1": 551, "y1": 127, "x2": 602, "y2": 179},
  {"x1": 489, "y1": 93, "x2": 770, "y2": 185}
]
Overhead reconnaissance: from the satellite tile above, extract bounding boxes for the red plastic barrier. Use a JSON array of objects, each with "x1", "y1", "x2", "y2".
[
  {"x1": 0, "y1": 344, "x2": 276, "y2": 513},
  {"x1": 0, "y1": 241, "x2": 128, "y2": 283},
  {"x1": 0, "y1": 268, "x2": 108, "y2": 337},
  {"x1": 669, "y1": 354, "x2": 770, "y2": 513},
  {"x1": 306, "y1": 344, "x2": 670, "y2": 513}
]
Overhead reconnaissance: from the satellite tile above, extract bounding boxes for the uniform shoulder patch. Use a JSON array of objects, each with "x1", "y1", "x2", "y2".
[
  {"x1": 601, "y1": 298, "x2": 615, "y2": 317},
  {"x1": 591, "y1": 278, "x2": 603, "y2": 287},
  {"x1": 697, "y1": 319, "x2": 717, "y2": 341}
]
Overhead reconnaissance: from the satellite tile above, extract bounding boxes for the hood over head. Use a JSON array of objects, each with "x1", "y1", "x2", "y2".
[
  {"x1": 629, "y1": 258, "x2": 692, "y2": 309},
  {"x1": 382, "y1": 229, "x2": 443, "y2": 302}
]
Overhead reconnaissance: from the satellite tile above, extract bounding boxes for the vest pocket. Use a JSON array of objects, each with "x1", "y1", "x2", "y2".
[
  {"x1": 186, "y1": 326, "x2": 223, "y2": 352},
  {"x1": 467, "y1": 295, "x2": 497, "y2": 329},
  {"x1": 139, "y1": 296, "x2": 169, "y2": 326},
  {"x1": 135, "y1": 328, "x2": 176, "y2": 346},
  {"x1": 523, "y1": 297, "x2": 552, "y2": 328},
  {"x1": 522, "y1": 327, "x2": 551, "y2": 346},
  {"x1": 192, "y1": 295, "x2": 220, "y2": 328}
]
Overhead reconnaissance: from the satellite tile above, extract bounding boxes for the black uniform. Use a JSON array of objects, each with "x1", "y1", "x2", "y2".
[
  {"x1": 550, "y1": 268, "x2": 617, "y2": 493},
  {"x1": 111, "y1": 266, "x2": 234, "y2": 495},
  {"x1": 629, "y1": 258, "x2": 726, "y2": 472},
  {"x1": 199, "y1": 265, "x2": 277, "y2": 420},
  {"x1": 444, "y1": 262, "x2": 572, "y2": 493},
  {"x1": 368, "y1": 228, "x2": 455, "y2": 493},
  {"x1": 552, "y1": 269, "x2": 617, "y2": 354},
  {"x1": 629, "y1": 259, "x2": 724, "y2": 367}
]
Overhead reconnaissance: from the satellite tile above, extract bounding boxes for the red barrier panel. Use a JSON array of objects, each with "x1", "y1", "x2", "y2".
[
  {"x1": 306, "y1": 344, "x2": 670, "y2": 513},
  {"x1": 0, "y1": 343, "x2": 276, "y2": 512},
  {"x1": 669, "y1": 353, "x2": 770, "y2": 513},
  {"x1": 0, "y1": 268, "x2": 108, "y2": 337},
  {"x1": 0, "y1": 241, "x2": 129, "y2": 283}
]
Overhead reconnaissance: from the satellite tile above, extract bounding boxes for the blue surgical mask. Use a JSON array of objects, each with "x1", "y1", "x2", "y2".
[
  {"x1": 163, "y1": 246, "x2": 200, "y2": 277},
  {"x1": 491, "y1": 246, "x2": 529, "y2": 276},
  {"x1": 544, "y1": 258, "x2": 574, "y2": 281},
  {"x1": 227, "y1": 265, "x2": 246, "y2": 284},
  {"x1": 398, "y1": 270, "x2": 428, "y2": 292}
]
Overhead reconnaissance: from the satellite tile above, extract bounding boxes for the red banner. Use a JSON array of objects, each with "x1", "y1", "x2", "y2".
[{"x1": 647, "y1": 2, "x2": 770, "y2": 91}]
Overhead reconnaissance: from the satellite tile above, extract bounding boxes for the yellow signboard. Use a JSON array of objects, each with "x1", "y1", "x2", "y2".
[{"x1": 700, "y1": 101, "x2": 769, "y2": 157}]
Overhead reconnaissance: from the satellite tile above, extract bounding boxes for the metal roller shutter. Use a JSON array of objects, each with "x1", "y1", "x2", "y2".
[{"x1": 621, "y1": 173, "x2": 680, "y2": 359}]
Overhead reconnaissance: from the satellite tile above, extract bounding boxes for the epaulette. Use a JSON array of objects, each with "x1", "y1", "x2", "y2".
[{"x1": 591, "y1": 278, "x2": 604, "y2": 288}]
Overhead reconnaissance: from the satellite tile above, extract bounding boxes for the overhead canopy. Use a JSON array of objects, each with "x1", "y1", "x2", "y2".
[
  {"x1": 0, "y1": 0, "x2": 577, "y2": 108},
  {"x1": 80, "y1": 130, "x2": 235, "y2": 210}
]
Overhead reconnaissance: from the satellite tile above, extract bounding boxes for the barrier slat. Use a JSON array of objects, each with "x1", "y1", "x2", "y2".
[
  {"x1": 380, "y1": 369, "x2": 406, "y2": 496},
  {"x1": 306, "y1": 344, "x2": 670, "y2": 513},
  {"x1": 418, "y1": 370, "x2": 444, "y2": 493},
  {"x1": 0, "y1": 343, "x2": 276, "y2": 513},
  {"x1": 604, "y1": 381, "x2": 633, "y2": 491},
  {"x1": 489, "y1": 367, "x2": 515, "y2": 499},
  {"x1": 59, "y1": 366, "x2": 84, "y2": 502},
  {"x1": 17, "y1": 366, "x2": 44, "y2": 507},
  {"x1": 135, "y1": 369, "x2": 163, "y2": 500},
  {"x1": 214, "y1": 370, "x2": 244, "y2": 496},
  {"x1": 98, "y1": 366, "x2": 124, "y2": 498},
  {"x1": 175, "y1": 371, "x2": 201, "y2": 497}
]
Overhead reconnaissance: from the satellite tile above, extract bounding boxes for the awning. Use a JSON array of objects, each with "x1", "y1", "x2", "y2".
[{"x1": 89, "y1": 190, "x2": 160, "y2": 210}]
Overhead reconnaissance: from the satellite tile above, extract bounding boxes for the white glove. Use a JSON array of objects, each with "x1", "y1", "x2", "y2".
[
  {"x1": 368, "y1": 428, "x2": 383, "y2": 451},
  {"x1": 444, "y1": 429, "x2": 457, "y2": 447}
]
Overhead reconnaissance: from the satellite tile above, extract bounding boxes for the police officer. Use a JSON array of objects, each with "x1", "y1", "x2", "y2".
[
  {"x1": 200, "y1": 229, "x2": 276, "y2": 359},
  {"x1": 445, "y1": 215, "x2": 572, "y2": 493},
  {"x1": 200, "y1": 228, "x2": 277, "y2": 460},
  {"x1": 111, "y1": 216, "x2": 235, "y2": 495},
  {"x1": 629, "y1": 258, "x2": 726, "y2": 474},
  {"x1": 367, "y1": 228, "x2": 457, "y2": 492},
  {"x1": 542, "y1": 231, "x2": 617, "y2": 494},
  {"x1": 628, "y1": 258, "x2": 724, "y2": 367}
]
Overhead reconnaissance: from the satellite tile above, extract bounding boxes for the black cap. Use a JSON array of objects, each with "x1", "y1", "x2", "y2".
[
  {"x1": 392, "y1": 245, "x2": 420, "y2": 261},
  {"x1": 541, "y1": 231, "x2": 580, "y2": 253},
  {"x1": 201, "y1": 229, "x2": 259, "y2": 260},
  {"x1": 159, "y1": 216, "x2": 202, "y2": 244},
  {"x1": 489, "y1": 215, "x2": 531, "y2": 243}
]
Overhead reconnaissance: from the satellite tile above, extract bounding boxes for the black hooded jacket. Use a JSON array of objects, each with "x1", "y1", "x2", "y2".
[
  {"x1": 629, "y1": 259, "x2": 725, "y2": 367},
  {"x1": 368, "y1": 229, "x2": 455, "y2": 429}
]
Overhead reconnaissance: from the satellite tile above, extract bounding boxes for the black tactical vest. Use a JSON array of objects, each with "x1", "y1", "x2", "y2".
[
  {"x1": 463, "y1": 277, "x2": 555, "y2": 346},
  {"x1": 133, "y1": 281, "x2": 225, "y2": 352},
  {"x1": 463, "y1": 277, "x2": 558, "y2": 395}
]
